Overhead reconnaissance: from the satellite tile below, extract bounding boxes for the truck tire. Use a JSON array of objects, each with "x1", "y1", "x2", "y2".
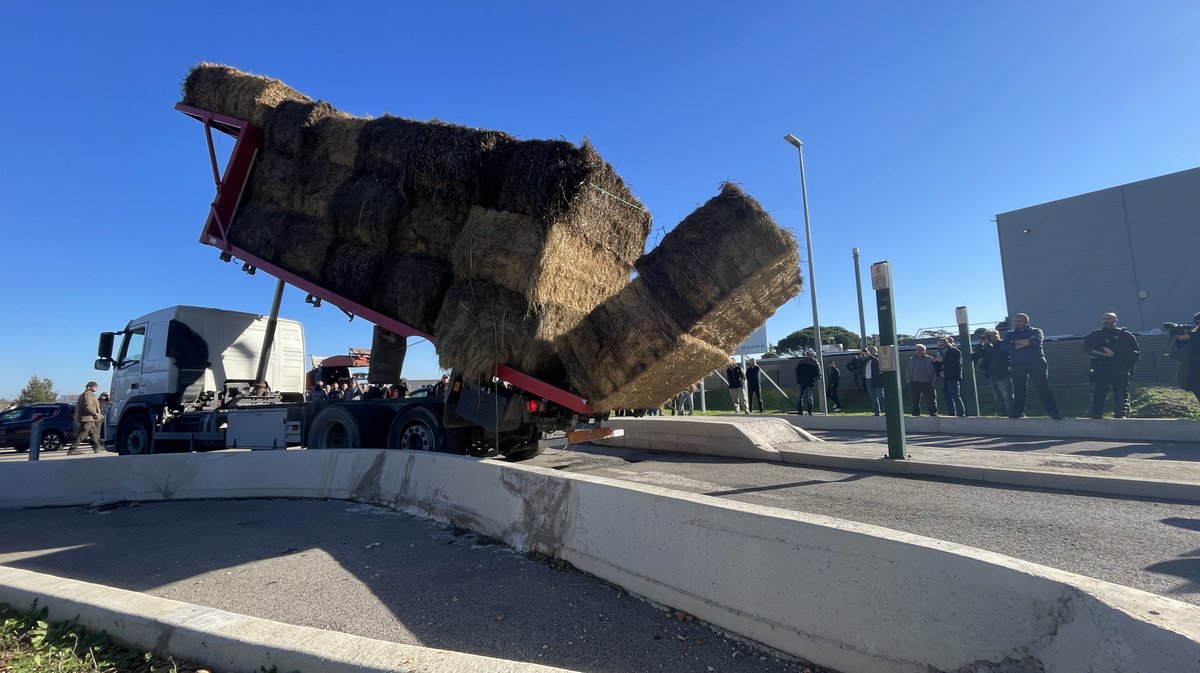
[
  {"x1": 309, "y1": 405, "x2": 365, "y2": 449},
  {"x1": 386, "y1": 407, "x2": 443, "y2": 452},
  {"x1": 117, "y1": 415, "x2": 154, "y2": 456}
]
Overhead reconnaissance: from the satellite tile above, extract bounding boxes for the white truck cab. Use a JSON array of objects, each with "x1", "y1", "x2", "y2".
[{"x1": 96, "y1": 306, "x2": 305, "y2": 453}]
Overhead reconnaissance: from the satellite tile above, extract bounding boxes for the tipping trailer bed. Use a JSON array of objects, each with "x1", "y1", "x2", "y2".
[{"x1": 176, "y1": 103, "x2": 595, "y2": 416}]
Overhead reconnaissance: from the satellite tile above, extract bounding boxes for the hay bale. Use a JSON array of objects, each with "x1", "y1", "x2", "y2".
[
  {"x1": 322, "y1": 239, "x2": 385, "y2": 306},
  {"x1": 225, "y1": 202, "x2": 283, "y2": 263},
  {"x1": 434, "y1": 281, "x2": 586, "y2": 382},
  {"x1": 636, "y1": 182, "x2": 801, "y2": 347},
  {"x1": 393, "y1": 196, "x2": 470, "y2": 259},
  {"x1": 356, "y1": 116, "x2": 508, "y2": 205},
  {"x1": 372, "y1": 254, "x2": 452, "y2": 335},
  {"x1": 244, "y1": 152, "x2": 300, "y2": 212},
  {"x1": 181, "y1": 64, "x2": 309, "y2": 128},
  {"x1": 313, "y1": 116, "x2": 367, "y2": 168},
  {"x1": 327, "y1": 174, "x2": 405, "y2": 246},
  {"x1": 272, "y1": 212, "x2": 335, "y2": 280},
  {"x1": 587, "y1": 335, "x2": 729, "y2": 411},
  {"x1": 265, "y1": 100, "x2": 341, "y2": 157},
  {"x1": 491, "y1": 139, "x2": 650, "y2": 267},
  {"x1": 295, "y1": 160, "x2": 356, "y2": 220},
  {"x1": 452, "y1": 206, "x2": 629, "y2": 310}
]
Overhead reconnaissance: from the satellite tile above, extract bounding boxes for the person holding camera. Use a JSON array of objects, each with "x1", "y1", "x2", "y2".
[
  {"x1": 1083, "y1": 312, "x2": 1139, "y2": 419},
  {"x1": 1173, "y1": 312, "x2": 1200, "y2": 404}
]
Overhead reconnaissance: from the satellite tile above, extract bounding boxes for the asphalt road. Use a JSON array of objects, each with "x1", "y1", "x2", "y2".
[
  {"x1": 526, "y1": 445, "x2": 1200, "y2": 607},
  {"x1": 0, "y1": 499, "x2": 821, "y2": 673}
]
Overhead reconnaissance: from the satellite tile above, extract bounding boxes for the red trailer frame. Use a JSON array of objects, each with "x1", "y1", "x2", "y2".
[{"x1": 176, "y1": 103, "x2": 594, "y2": 415}]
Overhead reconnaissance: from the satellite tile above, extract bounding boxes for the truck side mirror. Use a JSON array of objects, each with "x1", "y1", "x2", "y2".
[
  {"x1": 94, "y1": 358, "x2": 111, "y2": 371},
  {"x1": 98, "y1": 332, "x2": 116, "y2": 359}
]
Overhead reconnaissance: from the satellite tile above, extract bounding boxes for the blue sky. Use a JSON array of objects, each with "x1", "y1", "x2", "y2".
[{"x1": 3, "y1": 2, "x2": 1199, "y2": 400}]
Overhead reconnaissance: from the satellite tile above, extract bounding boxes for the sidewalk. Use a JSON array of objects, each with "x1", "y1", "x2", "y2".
[{"x1": 600, "y1": 416, "x2": 1200, "y2": 503}]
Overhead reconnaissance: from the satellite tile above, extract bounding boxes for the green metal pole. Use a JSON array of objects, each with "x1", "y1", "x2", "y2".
[
  {"x1": 872, "y1": 261, "x2": 907, "y2": 459},
  {"x1": 956, "y1": 306, "x2": 980, "y2": 417}
]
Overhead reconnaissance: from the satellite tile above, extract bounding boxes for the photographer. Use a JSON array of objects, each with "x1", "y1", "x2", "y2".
[
  {"x1": 1082, "y1": 312, "x2": 1139, "y2": 419},
  {"x1": 1171, "y1": 312, "x2": 1200, "y2": 404}
]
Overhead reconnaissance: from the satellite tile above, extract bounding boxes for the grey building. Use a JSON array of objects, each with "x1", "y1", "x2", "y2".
[{"x1": 996, "y1": 167, "x2": 1200, "y2": 337}]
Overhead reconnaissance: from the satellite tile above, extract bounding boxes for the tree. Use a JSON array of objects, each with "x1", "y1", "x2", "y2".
[
  {"x1": 775, "y1": 326, "x2": 861, "y2": 356},
  {"x1": 17, "y1": 375, "x2": 57, "y2": 405}
]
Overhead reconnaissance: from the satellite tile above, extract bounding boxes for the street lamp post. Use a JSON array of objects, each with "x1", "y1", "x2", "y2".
[{"x1": 784, "y1": 133, "x2": 827, "y2": 414}]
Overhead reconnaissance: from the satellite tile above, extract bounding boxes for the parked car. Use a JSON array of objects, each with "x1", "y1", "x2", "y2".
[
  {"x1": 408, "y1": 385, "x2": 436, "y2": 399},
  {"x1": 0, "y1": 403, "x2": 77, "y2": 452}
]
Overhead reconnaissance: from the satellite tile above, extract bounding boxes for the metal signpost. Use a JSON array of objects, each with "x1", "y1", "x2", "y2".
[
  {"x1": 956, "y1": 306, "x2": 980, "y2": 416},
  {"x1": 872, "y1": 261, "x2": 907, "y2": 459},
  {"x1": 28, "y1": 418, "x2": 42, "y2": 461}
]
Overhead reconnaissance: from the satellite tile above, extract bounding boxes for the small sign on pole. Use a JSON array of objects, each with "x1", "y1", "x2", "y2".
[{"x1": 734, "y1": 325, "x2": 769, "y2": 357}]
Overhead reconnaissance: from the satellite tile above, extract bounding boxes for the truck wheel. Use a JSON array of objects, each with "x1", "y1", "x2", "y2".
[
  {"x1": 40, "y1": 430, "x2": 64, "y2": 452},
  {"x1": 117, "y1": 415, "x2": 153, "y2": 456},
  {"x1": 309, "y1": 406, "x2": 363, "y2": 449},
  {"x1": 387, "y1": 408, "x2": 442, "y2": 452}
]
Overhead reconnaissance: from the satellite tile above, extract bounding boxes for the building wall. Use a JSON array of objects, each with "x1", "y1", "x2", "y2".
[{"x1": 996, "y1": 167, "x2": 1200, "y2": 336}]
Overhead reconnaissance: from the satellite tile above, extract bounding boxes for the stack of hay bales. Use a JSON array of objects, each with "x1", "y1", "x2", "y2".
[
  {"x1": 180, "y1": 65, "x2": 800, "y2": 410},
  {"x1": 559, "y1": 183, "x2": 801, "y2": 410},
  {"x1": 182, "y1": 64, "x2": 650, "y2": 378}
]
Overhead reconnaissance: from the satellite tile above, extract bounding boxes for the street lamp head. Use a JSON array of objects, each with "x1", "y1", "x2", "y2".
[{"x1": 783, "y1": 134, "x2": 803, "y2": 148}]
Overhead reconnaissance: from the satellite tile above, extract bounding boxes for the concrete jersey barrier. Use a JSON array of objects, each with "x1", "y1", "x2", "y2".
[{"x1": 2, "y1": 450, "x2": 1199, "y2": 673}]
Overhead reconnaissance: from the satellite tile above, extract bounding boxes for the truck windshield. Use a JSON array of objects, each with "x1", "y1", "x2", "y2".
[{"x1": 118, "y1": 327, "x2": 146, "y2": 367}]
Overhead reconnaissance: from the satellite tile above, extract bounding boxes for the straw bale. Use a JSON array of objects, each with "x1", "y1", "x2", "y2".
[
  {"x1": 586, "y1": 335, "x2": 729, "y2": 411},
  {"x1": 181, "y1": 64, "x2": 309, "y2": 128},
  {"x1": 322, "y1": 239, "x2": 385, "y2": 306},
  {"x1": 327, "y1": 174, "x2": 405, "y2": 247},
  {"x1": 393, "y1": 197, "x2": 470, "y2": 259},
  {"x1": 265, "y1": 100, "x2": 341, "y2": 157},
  {"x1": 313, "y1": 116, "x2": 367, "y2": 168},
  {"x1": 272, "y1": 212, "x2": 335, "y2": 280},
  {"x1": 244, "y1": 152, "x2": 300, "y2": 212},
  {"x1": 372, "y1": 254, "x2": 452, "y2": 335},
  {"x1": 294, "y1": 160, "x2": 355, "y2": 220},
  {"x1": 451, "y1": 207, "x2": 629, "y2": 309},
  {"x1": 685, "y1": 256, "x2": 800, "y2": 353},
  {"x1": 492, "y1": 139, "x2": 650, "y2": 267},
  {"x1": 225, "y1": 202, "x2": 283, "y2": 263},
  {"x1": 357, "y1": 116, "x2": 508, "y2": 204},
  {"x1": 636, "y1": 182, "x2": 801, "y2": 331},
  {"x1": 558, "y1": 278, "x2": 688, "y2": 400},
  {"x1": 434, "y1": 281, "x2": 534, "y2": 381},
  {"x1": 518, "y1": 302, "x2": 586, "y2": 376}
]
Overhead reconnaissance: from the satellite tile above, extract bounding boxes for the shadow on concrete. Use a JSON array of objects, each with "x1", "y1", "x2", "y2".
[{"x1": 704, "y1": 473, "x2": 871, "y2": 497}]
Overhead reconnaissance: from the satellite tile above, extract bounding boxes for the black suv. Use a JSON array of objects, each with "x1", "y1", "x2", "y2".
[{"x1": 0, "y1": 403, "x2": 78, "y2": 452}]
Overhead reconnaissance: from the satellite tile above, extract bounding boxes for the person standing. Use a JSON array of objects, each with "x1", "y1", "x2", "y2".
[
  {"x1": 1173, "y1": 312, "x2": 1200, "y2": 405},
  {"x1": 934, "y1": 336, "x2": 966, "y2": 417},
  {"x1": 726, "y1": 358, "x2": 749, "y2": 414},
  {"x1": 432, "y1": 374, "x2": 450, "y2": 399},
  {"x1": 794, "y1": 349, "x2": 822, "y2": 415},
  {"x1": 973, "y1": 330, "x2": 1013, "y2": 417},
  {"x1": 1083, "y1": 312, "x2": 1140, "y2": 419},
  {"x1": 825, "y1": 361, "x2": 842, "y2": 412},
  {"x1": 846, "y1": 350, "x2": 867, "y2": 391},
  {"x1": 745, "y1": 358, "x2": 764, "y2": 413},
  {"x1": 67, "y1": 381, "x2": 104, "y2": 455},
  {"x1": 863, "y1": 346, "x2": 886, "y2": 415},
  {"x1": 1003, "y1": 313, "x2": 1062, "y2": 419},
  {"x1": 905, "y1": 345, "x2": 938, "y2": 416}
]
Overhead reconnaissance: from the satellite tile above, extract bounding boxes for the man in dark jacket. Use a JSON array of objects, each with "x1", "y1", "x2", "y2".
[
  {"x1": 933, "y1": 336, "x2": 966, "y2": 417},
  {"x1": 1083, "y1": 312, "x2": 1139, "y2": 419},
  {"x1": 745, "y1": 358, "x2": 764, "y2": 413},
  {"x1": 825, "y1": 361, "x2": 842, "y2": 412},
  {"x1": 794, "y1": 349, "x2": 822, "y2": 415},
  {"x1": 1002, "y1": 313, "x2": 1062, "y2": 419},
  {"x1": 972, "y1": 330, "x2": 1012, "y2": 417},
  {"x1": 726, "y1": 359, "x2": 749, "y2": 414},
  {"x1": 863, "y1": 346, "x2": 886, "y2": 415}
]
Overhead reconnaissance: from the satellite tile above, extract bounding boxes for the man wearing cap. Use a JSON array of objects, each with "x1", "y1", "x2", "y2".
[
  {"x1": 67, "y1": 381, "x2": 104, "y2": 455},
  {"x1": 1083, "y1": 312, "x2": 1139, "y2": 419},
  {"x1": 794, "y1": 349, "x2": 822, "y2": 415}
]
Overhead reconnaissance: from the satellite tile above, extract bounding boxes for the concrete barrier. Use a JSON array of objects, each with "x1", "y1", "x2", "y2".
[
  {"x1": 3, "y1": 450, "x2": 1199, "y2": 673},
  {"x1": 594, "y1": 417, "x2": 820, "y2": 460},
  {"x1": 0, "y1": 565, "x2": 579, "y2": 673},
  {"x1": 783, "y1": 413, "x2": 1200, "y2": 442}
]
